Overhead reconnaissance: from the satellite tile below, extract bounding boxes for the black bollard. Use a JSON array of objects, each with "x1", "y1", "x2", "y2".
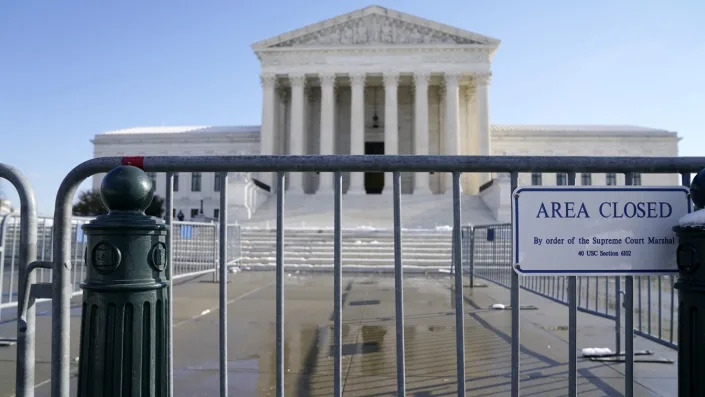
[
  {"x1": 77, "y1": 165, "x2": 170, "y2": 396},
  {"x1": 674, "y1": 168, "x2": 705, "y2": 397}
]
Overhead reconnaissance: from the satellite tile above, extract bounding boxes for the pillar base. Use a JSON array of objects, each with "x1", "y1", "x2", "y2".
[{"x1": 346, "y1": 188, "x2": 367, "y2": 195}]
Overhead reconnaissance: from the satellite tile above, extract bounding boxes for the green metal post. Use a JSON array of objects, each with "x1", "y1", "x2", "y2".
[
  {"x1": 674, "y1": 168, "x2": 705, "y2": 397},
  {"x1": 77, "y1": 165, "x2": 169, "y2": 396}
]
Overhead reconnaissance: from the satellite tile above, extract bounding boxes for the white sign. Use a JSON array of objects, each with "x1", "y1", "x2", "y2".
[{"x1": 512, "y1": 186, "x2": 690, "y2": 275}]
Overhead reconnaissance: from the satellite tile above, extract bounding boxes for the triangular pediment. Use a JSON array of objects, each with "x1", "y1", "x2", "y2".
[{"x1": 252, "y1": 5, "x2": 500, "y2": 50}]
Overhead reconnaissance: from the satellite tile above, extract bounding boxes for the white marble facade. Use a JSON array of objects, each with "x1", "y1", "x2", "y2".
[
  {"x1": 253, "y1": 5, "x2": 498, "y2": 195},
  {"x1": 92, "y1": 126, "x2": 266, "y2": 221}
]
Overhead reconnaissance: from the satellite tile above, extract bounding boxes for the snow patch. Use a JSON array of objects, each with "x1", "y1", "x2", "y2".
[
  {"x1": 679, "y1": 210, "x2": 705, "y2": 227},
  {"x1": 581, "y1": 347, "x2": 613, "y2": 357},
  {"x1": 435, "y1": 225, "x2": 453, "y2": 231},
  {"x1": 491, "y1": 303, "x2": 506, "y2": 310}
]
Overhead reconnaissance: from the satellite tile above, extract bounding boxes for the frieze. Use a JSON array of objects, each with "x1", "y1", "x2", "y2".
[{"x1": 270, "y1": 14, "x2": 483, "y2": 47}]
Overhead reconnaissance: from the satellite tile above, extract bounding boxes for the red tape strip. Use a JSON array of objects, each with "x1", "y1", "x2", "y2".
[{"x1": 121, "y1": 156, "x2": 145, "y2": 170}]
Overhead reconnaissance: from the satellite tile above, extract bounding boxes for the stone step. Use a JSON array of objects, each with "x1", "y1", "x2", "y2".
[
  {"x1": 240, "y1": 230, "x2": 452, "y2": 236},
  {"x1": 238, "y1": 256, "x2": 451, "y2": 266},
  {"x1": 241, "y1": 245, "x2": 452, "y2": 253},
  {"x1": 239, "y1": 227, "x2": 457, "y2": 270},
  {"x1": 239, "y1": 237, "x2": 453, "y2": 244},
  {"x1": 239, "y1": 234, "x2": 453, "y2": 241},
  {"x1": 241, "y1": 228, "x2": 452, "y2": 233},
  {"x1": 239, "y1": 251, "x2": 451, "y2": 260},
  {"x1": 241, "y1": 238, "x2": 453, "y2": 246},
  {"x1": 235, "y1": 263, "x2": 449, "y2": 275}
]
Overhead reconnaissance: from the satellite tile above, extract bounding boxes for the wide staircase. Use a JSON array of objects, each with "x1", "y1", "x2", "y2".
[{"x1": 239, "y1": 227, "x2": 453, "y2": 273}]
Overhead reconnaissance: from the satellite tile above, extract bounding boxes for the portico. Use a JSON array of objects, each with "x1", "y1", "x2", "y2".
[{"x1": 253, "y1": 6, "x2": 499, "y2": 195}]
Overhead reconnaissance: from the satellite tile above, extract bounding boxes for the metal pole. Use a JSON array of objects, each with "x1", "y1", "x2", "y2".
[
  {"x1": 333, "y1": 172, "x2": 342, "y2": 397},
  {"x1": 567, "y1": 171, "x2": 577, "y2": 397},
  {"x1": 0, "y1": 164, "x2": 37, "y2": 397},
  {"x1": 0, "y1": 212, "x2": 18, "y2": 320},
  {"x1": 275, "y1": 172, "x2": 285, "y2": 397},
  {"x1": 658, "y1": 276, "x2": 662, "y2": 339},
  {"x1": 165, "y1": 172, "x2": 174, "y2": 397},
  {"x1": 393, "y1": 171, "x2": 406, "y2": 396},
  {"x1": 469, "y1": 228, "x2": 474, "y2": 287},
  {"x1": 52, "y1": 157, "x2": 122, "y2": 397},
  {"x1": 452, "y1": 172, "x2": 466, "y2": 396},
  {"x1": 219, "y1": 172, "x2": 229, "y2": 397},
  {"x1": 616, "y1": 276, "x2": 621, "y2": 354},
  {"x1": 638, "y1": 277, "x2": 643, "y2": 331},
  {"x1": 625, "y1": 172, "x2": 634, "y2": 396},
  {"x1": 510, "y1": 171, "x2": 519, "y2": 397}
]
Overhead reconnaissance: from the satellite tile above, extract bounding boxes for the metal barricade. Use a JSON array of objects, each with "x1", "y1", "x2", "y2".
[
  {"x1": 2, "y1": 215, "x2": 96, "y2": 304},
  {"x1": 171, "y1": 221, "x2": 218, "y2": 279},
  {"x1": 34, "y1": 155, "x2": 703, "y2": 397},
  {"x1": 4, "y1": 216, "x2": 239, "y2": 303},
  {"x1": 170, "y1": 221, "x2": 241, "y2": 280},
  {"x1": 462, "y1": 223, "x2": 678, "y2": 350}
]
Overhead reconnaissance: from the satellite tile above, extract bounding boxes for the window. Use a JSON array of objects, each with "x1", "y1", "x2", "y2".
[
  {"x1": 581, "y1": 173, "x2": 592, "y2": 186},
  {"x1": 173, "y1": 174, "x2": 179, "y2": 192},
  {"x1": 214, "y1": 173, "x2": 222, "y2": 192},
  {"x1": 190, "y1": 208, "x2": 199, "y2": 218},
  {"x1": 191, "y1": 172, "x2": 201, "y2": 191},
  {"x1": 606, "y1": 173, "x2": 617, "y2": 186},
  {"x1": 147, "y1": 172, "x2": 157, "y2": 189},
  {"x1": 214, "y1": 209, "x2": 220, "y2": 219},
  {"x1": 632, "y1": 173, "x2": 642, "y2": 186},
  {"x1": 531, "y1": 172, "x2": 542, "y2": 186},
  {"x1": 556, "y1": 173, "x2": 567, "y2": 186}
]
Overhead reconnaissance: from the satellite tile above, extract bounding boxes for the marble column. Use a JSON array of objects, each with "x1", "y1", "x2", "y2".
[
  {"x1": 465, "y1": 84, "x2": 480, "y2": 193},
  {"x1": 413, "y1": 72, "x2": 432, "y2": 194},
  {"x1": 382, "y1": 72, "x2": 399, "y2": 194},
  {"x1": 444, "y1": 72, "x2": 461, "y2": 193},
  {"x1": 318, "y1": 73, "x2": 336, "y2": 193},
  {"x1": 288, "y1": 74, "x2": 306, "y2": 194},
  {"x1": 260, "y1": 73, "x2": 277, "y2": 188},
  {"x1": 276, "y1": 86, "x2": 289, "y2": 157},
  {"x1": 475, "y1": 72, "x2": 491, "y2": 186},
  {"x1": 348, "y1": 73, "x2": 366, "y2": 194}
]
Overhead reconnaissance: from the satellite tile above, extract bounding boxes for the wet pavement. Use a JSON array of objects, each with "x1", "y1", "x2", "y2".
[{"x1": 0, "y1": 272, "x2": 677, "y2": 396}]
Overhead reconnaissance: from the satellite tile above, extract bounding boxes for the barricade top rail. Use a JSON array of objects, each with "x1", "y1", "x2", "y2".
[
  {"x1": 59, "y1": 155, "x2": 705, "y2": 176},
  {"x1": 173, "y1": 220, "x2": 219, "y2": 226}
]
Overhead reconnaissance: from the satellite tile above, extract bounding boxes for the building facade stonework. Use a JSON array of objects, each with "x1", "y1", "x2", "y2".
[{"x1": 92, "y1": 6, "x2": 679, "y2": 223}]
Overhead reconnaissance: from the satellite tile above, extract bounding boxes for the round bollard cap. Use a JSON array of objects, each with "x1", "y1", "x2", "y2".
[
  {"x1": 100, "y1": 165, "x2": 154, "y2": 212},
  {"x1": 691, "y1": 168, "x2": 705, "y2": 209}
]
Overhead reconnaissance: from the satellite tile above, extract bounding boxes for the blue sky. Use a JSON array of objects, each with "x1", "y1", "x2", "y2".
[{"x1": 1, "y1": 0, "x2": 703, "y2": 214}]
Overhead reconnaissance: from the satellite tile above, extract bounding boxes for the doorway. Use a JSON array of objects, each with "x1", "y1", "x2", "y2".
[{"x1": 364, "y1": 142, "x2": 384, "y2": 194}]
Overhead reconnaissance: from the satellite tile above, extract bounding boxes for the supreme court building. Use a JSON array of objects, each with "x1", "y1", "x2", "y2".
[
  {"x1": 92, "y1": 6, "x2": 679, "y2": 223},
  {"x1": 253, "y1": 5, "x2": 497, "y2": 196}
]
